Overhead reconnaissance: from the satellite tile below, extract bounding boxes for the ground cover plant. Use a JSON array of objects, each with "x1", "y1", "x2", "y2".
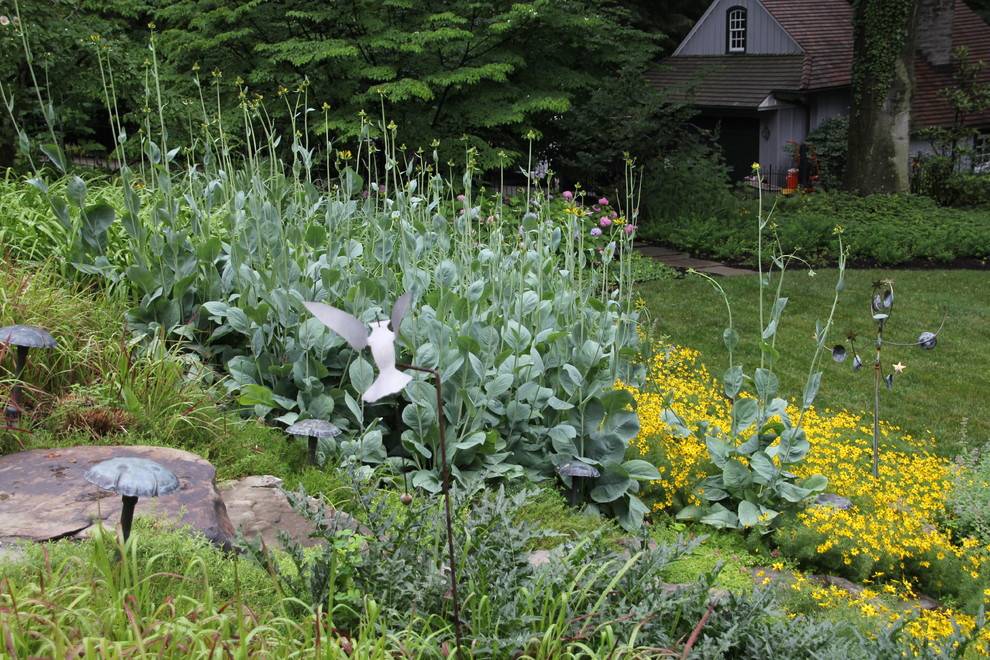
[
  {"x1": 649, "y1": 191, "x2": 990, "y2": 267},
  {"x1": 1, "y1": 484, "x2": 971, "y2": 658}
]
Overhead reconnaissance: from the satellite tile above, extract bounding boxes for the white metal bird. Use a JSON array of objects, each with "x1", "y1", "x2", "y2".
[{"x1": 303, "y1": 293, "x2": 413, "y2": 403}]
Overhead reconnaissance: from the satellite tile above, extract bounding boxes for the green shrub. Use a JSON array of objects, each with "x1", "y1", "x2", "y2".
[
  {"x1": 806, "y1": 117, "x2": 848, "y2": 191},
  {"x1": 661, "y1": 191, "x2": 990, "y2": 267},
  {"x1": 948, "y1": 443, "x2": 990, "y2": 544}
]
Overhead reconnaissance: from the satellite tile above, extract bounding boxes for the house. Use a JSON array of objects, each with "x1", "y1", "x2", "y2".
[{"x1": 648, "y1": 0, "x2": 990, "y2": 183}]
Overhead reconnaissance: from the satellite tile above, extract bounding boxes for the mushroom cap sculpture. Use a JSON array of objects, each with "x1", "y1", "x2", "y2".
[
  {"x1": 285, "y1": 419, "x2": 342, "y2": 465},
  {"x1": 557, "y1": 461, "x2": 601, "y2": 479},
  {"x1": 557, "y1": 460, "x2": 600, "y2": 506},
  {"x1": 84, "y1": 457, "x2": 179, "y2": 542},
  {"x1": 1, "y1": 324, "x2": 56, "y2": 422},
  {"x1": 0, "y1": 325, "x2": 57, "y2": 350}
]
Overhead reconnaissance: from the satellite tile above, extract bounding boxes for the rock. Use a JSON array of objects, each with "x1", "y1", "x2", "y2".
[
  {"x1": 0, "y1": 539, "x2": 26, "y2": 564},
  {"x1": 818, "y1": 574, "x2": 864, "y2": 596},
  {"x1": 218, "y1": 475, "x2": 363, "y2": 551},
  {"x1": 814, "y1": 493, "x2": 853, "y2": 510},
  {"x1": 0, "y1": 445, "x2": 235, "y2": 548},
  {"x1": 527, "y1": 549, "x2": 552, "y2": 568}
]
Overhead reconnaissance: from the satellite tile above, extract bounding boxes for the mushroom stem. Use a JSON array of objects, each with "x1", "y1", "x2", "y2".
[
  {"x1": 5, "y1": 345, "x2": 29, "y2": 422},
  {"x1": 308, "y1": 437, "x2": 318, "y2": 465},
  {"x1": 120, "y1": 494, "x2": 138, "y2": 542}
]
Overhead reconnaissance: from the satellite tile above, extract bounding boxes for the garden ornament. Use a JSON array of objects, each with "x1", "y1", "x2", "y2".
[
  {"x1": 557, "y1": 460, "x2": 600, "y2": 506},
  {"x1": 832, "y1": 280, "x2": 945, "y2": 477},
  {"x1": 303, "y1": 293, "x2": 412, "y2": 403},
  {"x1": 285, "y1": 418, "x2": 341, "y2": 465},
  {"x1": 304, "y1": 292, "x2": 463, "y2": 653},
  {"x1": 83, "y1": 457, "x2": 179, "y2": 542},
  {"x1": 1, "y1": 325, "x2": 56, "y2": 424}
]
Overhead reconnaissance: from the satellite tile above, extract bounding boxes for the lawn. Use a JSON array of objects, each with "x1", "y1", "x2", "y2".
[{"x1": 637, "y1": 267, "x2": 990, "y2": 456}]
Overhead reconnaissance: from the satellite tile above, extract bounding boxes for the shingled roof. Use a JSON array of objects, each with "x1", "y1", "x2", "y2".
[
  {"x1": 651, "y1": 0, "x2": 990, "y2": 129},
  {"x1": 646, "y1": 55, "x2": 805, "y2": 109}
]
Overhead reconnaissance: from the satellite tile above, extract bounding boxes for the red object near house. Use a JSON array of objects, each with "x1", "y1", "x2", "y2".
[{"x1": 785, "y1": 168, "x2": 799, "y2": 193}]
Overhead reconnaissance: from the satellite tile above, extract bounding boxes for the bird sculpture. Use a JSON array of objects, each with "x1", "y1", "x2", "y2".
[{"x1": 303, "y1": 293, "x2": 412, "y2": 403}]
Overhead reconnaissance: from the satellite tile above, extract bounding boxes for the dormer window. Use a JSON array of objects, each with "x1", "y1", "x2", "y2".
[{"x1": 727, "y1": 7, "x2": 747, "y2": 53}]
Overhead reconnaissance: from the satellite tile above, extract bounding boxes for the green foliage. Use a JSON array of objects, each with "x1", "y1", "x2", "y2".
[
  {"x1": 663, "y1": 183, "x2": 843, "y2": 533},
  {"x1": 661, "y1": 192, "x2": 990, "y2": 267},
  {"x1": 639, "y1": 140, "x2": 736, "y2": 237},
  {"x1": 806, "y1": 117, "x2": 849, "y2": 191},
  {"x1": 511, "y1": 485, "x2": 622, "y2": 549},
  {"x1": 948, "y1": 443, "x2": 990, "y2": 545},
  {"x1": 915, "y1": 156, "x2": 990, "y2": 208},
  {"x1": 849, "y1": 0, "x2": 915, "y2": 110},
  {"x1": 917, "y1": 47, "x2": 990, "y2": 175},
  {"x1": 0, "y1": 0, "x2": 152, "y2": 170},
  {"x1": 153, "y1": 0, "x2": 660, "y2": 170}
]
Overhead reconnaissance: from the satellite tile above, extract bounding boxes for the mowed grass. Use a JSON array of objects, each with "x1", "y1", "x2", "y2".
[{"x1": 637, "y1": 268, "x2": 989, "y2": 456}]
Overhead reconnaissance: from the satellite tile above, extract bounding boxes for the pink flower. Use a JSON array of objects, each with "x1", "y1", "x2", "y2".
[
  {"x1": 624, "y1": 224, "x2": 636, "y2": 236},
  {"x1": 590, "y1": 227, "x2": 602, "y2": 237},
  {"x1": 599, "y1": 217, "x2": 612, "y2": 228},
  {"x1": 562, "y1": 190, "x2": 573, "y2": 201},
  {"x1": 609, "y1": 211, "x2": 618, "y2": 219},
  {"x1": 598, "y1": 197, "x2": 609, "y2": 206},
  {"x1": 456, "y1": 194, "x2": 465, "y2": 202}
]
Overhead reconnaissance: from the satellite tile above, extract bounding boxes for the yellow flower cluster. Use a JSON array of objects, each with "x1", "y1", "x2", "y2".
[
  {"x1": 623, "y1": 345, "x2": 990, "y2": 647},
  {"x1": 622, "y1": 346, "x2": 729, "y2": 509},
  {"x1": 788, "y1": 572, "x2": 990, "y2": 653}
]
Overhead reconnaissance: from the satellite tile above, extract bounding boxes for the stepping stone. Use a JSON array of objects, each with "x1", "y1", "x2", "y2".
[
  {"x1": 219, "y1": 475, "x2": 363, "y2": 551},
  {"x1": 0, "y1": 445, "x2": 235, "y2": 548},
  {"x1": 695, "y1": 265, "x2": 757, "y2": 277},
  {"x1": 661, "y1": 257, "x2": 725, "y2": 269},
  {"x1": 636, "y1": 246, "x2": 684, "y2": 259}
]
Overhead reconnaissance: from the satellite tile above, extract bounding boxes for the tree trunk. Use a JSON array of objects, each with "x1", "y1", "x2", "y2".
[
  {"x1": 845, "y1": 0, "x2": 920, "y2": 194},
  {"x1": 0, "y1": 113, "x2": 15, "y2": 171}
]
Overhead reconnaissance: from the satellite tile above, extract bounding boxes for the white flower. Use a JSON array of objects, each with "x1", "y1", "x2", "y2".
[{"x1": 0, "y1": 16, "x2": 11, "y2": 27}]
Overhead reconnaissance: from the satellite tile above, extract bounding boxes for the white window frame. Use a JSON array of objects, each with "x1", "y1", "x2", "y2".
[
  {"x1": 973, "y1": 132, "x2": 990, "y2": 175},
  {"x1": 727, "y1": 7, "x2": 747, "y2": 54}
]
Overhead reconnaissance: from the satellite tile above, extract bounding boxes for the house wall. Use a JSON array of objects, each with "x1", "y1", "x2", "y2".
[
  {"x1": 675, "y1": 0, "x2": 802, "y2": 56},
  {"x1": 759, "y1": 103, "x2": 808, "y2": 174},
  {"x1": 808, "y1": 89, "x2": 851, "y2": 130}
]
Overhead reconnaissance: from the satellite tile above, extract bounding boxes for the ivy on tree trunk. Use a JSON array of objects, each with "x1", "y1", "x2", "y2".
[{"x1": 845, "y1": 0, "x2": 919, "y2": 194}]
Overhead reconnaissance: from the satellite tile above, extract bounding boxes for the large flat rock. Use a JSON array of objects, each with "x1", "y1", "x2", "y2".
[
  {"x1": 219, "y1": 475, "x2": 363, "y2": 551},
  {"x1": 0, "y1": 445, "x2": 235, "y2": 548}
]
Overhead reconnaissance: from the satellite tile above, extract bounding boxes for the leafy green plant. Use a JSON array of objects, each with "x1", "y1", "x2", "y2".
[
  {"x1": 663, "y1": 166, "x2": 846, "y2": 532},
  {"x1": 806, "y1": 116, "x2": 848, "y2": 191},
  {"x1": 948, "y1": 442, "x2": 990, "y2": 544}
]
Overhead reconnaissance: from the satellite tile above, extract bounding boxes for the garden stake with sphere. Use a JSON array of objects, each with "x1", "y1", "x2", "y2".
[{"x1": 832, "y1": 280, "x2": 945, "y2": 478}]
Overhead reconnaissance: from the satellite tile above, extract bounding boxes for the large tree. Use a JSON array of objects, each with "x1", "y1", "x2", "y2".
[
  {"x1": 0, "y1": 0, "x2": 150, "y2": 170},
  {"x1": 152, "y1": 0, "x2": 662, "y2": 171},
  {"x1": 844, "y1": 0, "x2": 921, "y2": 194}
]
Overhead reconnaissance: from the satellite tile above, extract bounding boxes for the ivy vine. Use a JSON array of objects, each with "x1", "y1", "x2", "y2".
[{"x1": 851, "y1": 0, "x2": 916, "y2": 111}]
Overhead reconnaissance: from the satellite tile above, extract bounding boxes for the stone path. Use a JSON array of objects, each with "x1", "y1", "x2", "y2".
[{"x1": 636, "y1": 245, "x2": 756, "y2": 277}]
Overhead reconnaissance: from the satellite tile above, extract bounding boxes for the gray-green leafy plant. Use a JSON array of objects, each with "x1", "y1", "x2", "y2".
[
  {"x1": 664, "y1": 167, "x2": 846, "y2": 532},
  {"x1": 13, "y1": 38, "x2": 656, "y2": 527}
]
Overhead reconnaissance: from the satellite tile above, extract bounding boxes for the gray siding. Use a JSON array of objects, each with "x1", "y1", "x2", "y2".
[
  {"x1": 808, "y1": 90, "x2": 851, "y2": 130},
  {"x1": 675, "y1": 0, "x2": 802, "y2": 56},
  {"x1": 759, "y1": 103, "x2": 808, "y2": 173}
]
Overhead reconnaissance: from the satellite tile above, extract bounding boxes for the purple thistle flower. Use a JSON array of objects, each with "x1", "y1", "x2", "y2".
[
  {"x1": 590, "y1": 227, "x2": 602, "y2": 237},
  {"x1": 598, "y1": 197, "x2": 609, "y2": 206}
]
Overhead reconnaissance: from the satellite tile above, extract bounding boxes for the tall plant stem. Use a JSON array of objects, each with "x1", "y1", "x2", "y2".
[
  {"x1": 872, "y1": 328, "x2": 883, "y2": 478},
  {"x1": 397, "y1": 363, "x2": 463, "y2": 655}
]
